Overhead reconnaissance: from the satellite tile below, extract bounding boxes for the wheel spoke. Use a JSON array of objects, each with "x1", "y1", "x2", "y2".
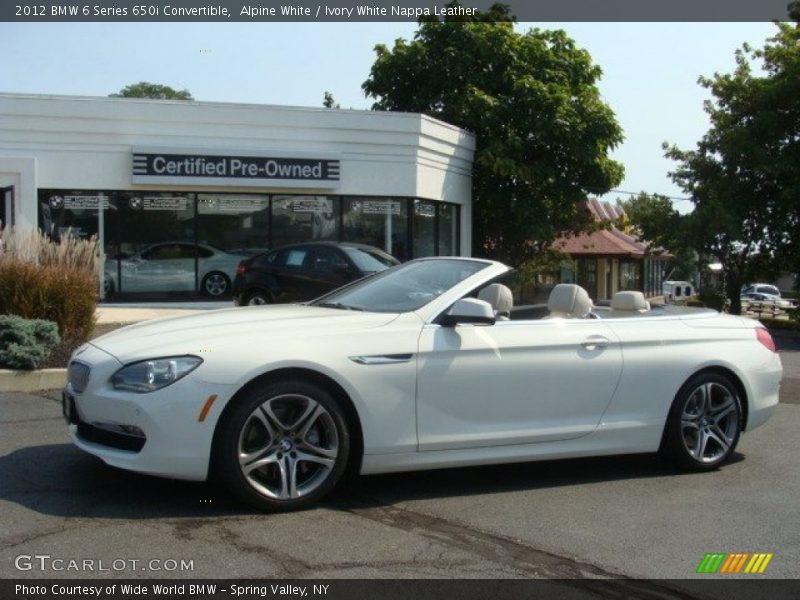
[
  {"x1": 710, "y1": 424, "x2": 732, "y2": 451},
  {"x1": 293, "y1": 401, "x2": 324, "y2": 436},
  {"x1": 711, "y1": 396, "x2": 736, "y2": 421},
  {"x1": 261, "y1": 401, "x2": 291, "y2": 435},
  {"x1": 696, "y1": 430, "x2": 709, "y2": 459},
  {"x1": 276, "y1": 457, "x2": 291, "y2": 499},
  {"x1": 298, "y1": 440, "x2": 337, "y2": 459},
  {"x1": 296, "y1": 449, "x2": 336, "y2": 468},
  {"x1": 240, "y1": 448, "x2": 279, "y2": 474}
]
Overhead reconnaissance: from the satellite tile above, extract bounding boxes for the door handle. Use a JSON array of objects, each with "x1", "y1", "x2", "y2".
[{"x1": 580, "y1": 336, "x2": 610, "y2": 351}]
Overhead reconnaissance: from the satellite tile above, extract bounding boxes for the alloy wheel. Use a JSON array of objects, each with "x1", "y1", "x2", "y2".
[
  {"x1": 680, "y1": 381, "x2": 740, "y2": 464},
  {"x1": 204, "y1": 273, "x2": 229, "y2": 296},
  {"x1": 237, "y1": 394, "x2": 339, "y2": 500}
]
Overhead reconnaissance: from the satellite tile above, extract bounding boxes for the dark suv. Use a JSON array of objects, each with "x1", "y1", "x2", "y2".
[{"x1": 232, "y1": 241, "x2": 399, "y2": 306}]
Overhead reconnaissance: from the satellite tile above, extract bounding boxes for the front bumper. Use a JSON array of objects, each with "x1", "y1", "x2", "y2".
[{"x1": 65, "y1": 343, "x2": 235, "y2": 481}]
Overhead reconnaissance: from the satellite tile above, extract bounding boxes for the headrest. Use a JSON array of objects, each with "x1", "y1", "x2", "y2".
[
  {"x1": 478, "y1": 283, "x2": 513, "y2": 318},
  {"x1": 611, "y1": 291, "x2": 650, "y2": 312},
  {"x1": 547, "y1": 284, "x2": 593, "y2": 318}
]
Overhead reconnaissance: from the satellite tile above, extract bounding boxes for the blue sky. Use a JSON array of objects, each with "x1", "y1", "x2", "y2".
[{"x1": 0, "y1": 21, "x2": 778, "y2": 209}]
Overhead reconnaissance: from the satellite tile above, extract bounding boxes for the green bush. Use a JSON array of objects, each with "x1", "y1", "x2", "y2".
[
  {"x1": 0, "y1": 315, "x2": 60, "y2": 370},
  {"x1": 696, "y1": 287, "x2": 727, "y2": 312}
]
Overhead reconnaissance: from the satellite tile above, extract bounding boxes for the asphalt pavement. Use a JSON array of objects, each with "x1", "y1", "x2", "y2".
[{"x1": 1, "y1": 347, "x2": 798, "y2": 583}]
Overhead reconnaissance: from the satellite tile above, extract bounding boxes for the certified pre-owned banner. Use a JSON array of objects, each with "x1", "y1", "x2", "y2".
[
  {"x1": 131, "y1": 151, "x2": 341, "y2": 189},
  {"x1": 2, "y1": 0, "x2": 794, "y2": 22}
]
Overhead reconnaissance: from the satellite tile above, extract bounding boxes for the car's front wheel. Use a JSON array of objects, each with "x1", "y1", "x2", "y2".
[
  {"x1": 661, "y1": 372, "x2": 743, "y2": 471},
  {"x1": 213, "y1": 379, "x2": 350, "y2": 511},
  {"x1": 202, "y1": 271, "x2": 231, "y2": 297}
]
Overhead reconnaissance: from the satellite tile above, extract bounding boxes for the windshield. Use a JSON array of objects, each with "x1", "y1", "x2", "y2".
[
  {"x1": 343, "y1": 247, "x2": 399, "y2": 272},
  {"x1": 313, "y1": 259, "x2": 490, "y2": 313}
]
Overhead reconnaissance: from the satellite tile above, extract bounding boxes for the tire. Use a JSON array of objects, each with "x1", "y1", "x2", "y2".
[
  {"x1": 213, "y1": 379, "x2": 350, "y2": 511},
  {"x1": 244, "y1": 290, "x2": 272, "y2": 306},
  {"x1": 202, "y1": 271, "x2": 231, "y2": 297},
  {"x1": 661, "y1": 372, "x2": 743, "y2": 471}
]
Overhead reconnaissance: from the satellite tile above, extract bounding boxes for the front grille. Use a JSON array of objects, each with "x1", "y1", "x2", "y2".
[{"x1": 68, "y1": 361, "x2": 91, "y2": 394}]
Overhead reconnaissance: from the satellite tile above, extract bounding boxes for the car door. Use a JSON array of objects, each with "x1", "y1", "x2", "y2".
[
  {"x1": 304, "y1": 246, "x2": 357, "y2": 298},
  {"x1": 416, "y1": 318, "x2": 623, "y2": 451}
]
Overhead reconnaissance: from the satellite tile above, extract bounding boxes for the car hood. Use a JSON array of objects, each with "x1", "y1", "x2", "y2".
[{"x1": 90, "y1": 304, "x2": 400, "y2": 363}]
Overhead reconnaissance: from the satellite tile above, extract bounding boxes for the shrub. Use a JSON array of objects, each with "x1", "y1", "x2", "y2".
[
  {"x1": 0, "y1": 227, "x2": 98, "y2": 344},
  {"x1": 696, "y1": 287, "x2": 727, "y2": 312},
  {"x1": 0, "y1": 314, "x2": 60, "y2": 370}
]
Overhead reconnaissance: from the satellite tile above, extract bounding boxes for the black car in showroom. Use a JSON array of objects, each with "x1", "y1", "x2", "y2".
[{"x1": 232, "y1": 241, "x2": 399, "y2": 305}]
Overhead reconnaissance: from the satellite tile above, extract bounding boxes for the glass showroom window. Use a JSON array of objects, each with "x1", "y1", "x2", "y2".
[
  {"x1": 342, "y1": 197, "x2": 409, "y2": 261},
  {"x1": 272, "y1": 196, "x2": 338, "y2": 248},
  {"x1": 437, "y1": 203, "x2": 459, "y2": 256},
  {"x1": 197, "y1": 194, "x2": 269, "y2": 256},
  {"x1": 109, "y1": 192, "x2": 198, "y2": 295},
  {"x1": 38, "y1": 189, "x2": 105, "y2": 242},
  {"x1": 413, "y1": 200, "x2": 436, "y2": 258}
]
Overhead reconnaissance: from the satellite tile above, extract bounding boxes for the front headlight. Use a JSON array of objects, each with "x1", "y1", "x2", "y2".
[{"x1": 111, "y1": 356, "x2": 203, "y2": 393}]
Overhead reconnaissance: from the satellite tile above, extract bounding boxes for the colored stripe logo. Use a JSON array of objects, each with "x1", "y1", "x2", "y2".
[{"x1": 697, "y1": 552, "x2": 773, "y2": 574}]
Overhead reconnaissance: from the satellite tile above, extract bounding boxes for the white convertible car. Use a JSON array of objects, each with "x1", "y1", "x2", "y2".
[{"x1": 64, "y1": 258, "x2": 782, "y2": 510}]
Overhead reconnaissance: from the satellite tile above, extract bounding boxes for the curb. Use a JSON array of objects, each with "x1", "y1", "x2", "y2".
[{"x1": 0, "y1": 368, "x2": 66, "y2": 393}]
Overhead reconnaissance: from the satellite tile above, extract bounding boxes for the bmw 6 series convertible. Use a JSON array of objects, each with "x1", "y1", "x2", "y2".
[{"x1": 64, "y1": 257, "x2": 782, "y2": 510}]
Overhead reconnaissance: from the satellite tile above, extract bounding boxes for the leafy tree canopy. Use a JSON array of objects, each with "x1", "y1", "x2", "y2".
[
  {"x1": 617, "y1": 192, "x2": 697, "y2": 280},
  {"x1": 110, "y1": 82, "x2": 193, "y2": 100},
  {"x1": 664, "y1": 3, "x2": 800, "y2": 314},
  {"x1": 362, "y1": 2, "x2": 624, "y2": 267},
  {"x1": 322, "y1": 91, "x2": 340, "y2": 108}
]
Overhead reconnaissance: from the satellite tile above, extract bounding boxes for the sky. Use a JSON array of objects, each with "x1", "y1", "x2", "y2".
[{"x1": 0, "y1": 21, "x2": 779, "y2": 210}]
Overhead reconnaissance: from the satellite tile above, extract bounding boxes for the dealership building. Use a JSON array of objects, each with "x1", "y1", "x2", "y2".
[{"x1": 0, "y1": 93, "x2": 474, "y2": 298}]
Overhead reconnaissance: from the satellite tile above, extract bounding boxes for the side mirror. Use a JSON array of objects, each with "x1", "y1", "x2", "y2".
[{"x1": 441, "y1": 298, "x2": 496, "y2": 327}]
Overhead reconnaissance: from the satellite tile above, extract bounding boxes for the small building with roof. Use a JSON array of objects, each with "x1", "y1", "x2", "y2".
[{"x1": 553, "y1": 198, "x2": 670, "y2": 301}]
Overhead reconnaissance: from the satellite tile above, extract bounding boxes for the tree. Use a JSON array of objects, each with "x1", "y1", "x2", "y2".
[
  {"x1": 362, "y1": 3, "x2": 624, "y2": 268},
  {"x1": 664, "y1": 4, "x2": 800, "y2": 315},
  {"x1": 322, "y1": 91, "x2": 340, "y2": 108},
  {"x1": 616, "y1": 192, "x2": 697, "y2": 280},
  {"x1": 110, "y1": 82, "x2": 193, "y2": 100}
]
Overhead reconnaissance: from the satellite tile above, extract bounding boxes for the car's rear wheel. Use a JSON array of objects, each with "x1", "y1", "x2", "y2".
[
  {"x1": 244, "y1": 290, "x2": 272, "y2": 305},
  {"x1": 202, "y1": 271, "x2": 230, "y2": 297},
  {"x1": 214, "y1": 379, "x2": 350, "y2": 511},
  {"x1": 661, "y1": 372, "x2": 742, "y2": 471}
]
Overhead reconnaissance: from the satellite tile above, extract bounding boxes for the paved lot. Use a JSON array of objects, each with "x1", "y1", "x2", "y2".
[{"x1": 1, "y1": 347, "x2": 798, "y2": 585}]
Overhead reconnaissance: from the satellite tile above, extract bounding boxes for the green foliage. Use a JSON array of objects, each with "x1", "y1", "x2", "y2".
[
  {"x1": 664, "y1": 4, "x2": 800, "y2": 315},
  {"x1": 322, "y1": 91, "x2": 340, "y2": 108},
  {"x1": 362, "y1": 3, "x2": 624, "y2": 267},
  {"x1": 0, "y1": 314, "x2": 60, "y2": 370},
  {"x1": 616, "y1": 192, "x2": 697, "y2": 280},
  {"x1": 760, "y1": 317, "x2": 800, "y2": 332},
  {"x1": 696, "y1": 287, "x2": 727, "y2": 312},
  {"x1": 110, "y1": 82, "x2": 193, "y2": 100}
]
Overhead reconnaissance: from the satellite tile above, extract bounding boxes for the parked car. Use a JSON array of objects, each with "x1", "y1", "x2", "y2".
[
  {"x1": 741, "y1": 292, "x2": 793, "y2": 309},
  {"x1": 104, "y1": 242, "x2": 247, "y2": 298},
  {"x1": 742, "y1": 283, "x2": 782, "y2": 297},
  {"x1": 64, "y1": 258, "x2": 781, "y2": 511},
  {"x1": 232, "y1": 241, "x2": 399, "y2": 306}
]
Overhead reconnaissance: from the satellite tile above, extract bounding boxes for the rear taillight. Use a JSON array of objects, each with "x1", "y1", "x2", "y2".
[
  {"x1": 756, "y1": 326, "x2": 777, "y2": 352},
  {"x1": 236, "y1": 262, "x2": 246, "y2": 276}
]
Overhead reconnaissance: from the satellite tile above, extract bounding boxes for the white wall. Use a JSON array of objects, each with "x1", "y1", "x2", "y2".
[{"x1": 0, "y1": 93, "x2": 475, "y2": 253}]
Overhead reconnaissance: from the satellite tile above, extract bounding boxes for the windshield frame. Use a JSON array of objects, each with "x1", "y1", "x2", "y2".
[{"x1": 310, "y1": 257, "x2": 503, "y2": 315}]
